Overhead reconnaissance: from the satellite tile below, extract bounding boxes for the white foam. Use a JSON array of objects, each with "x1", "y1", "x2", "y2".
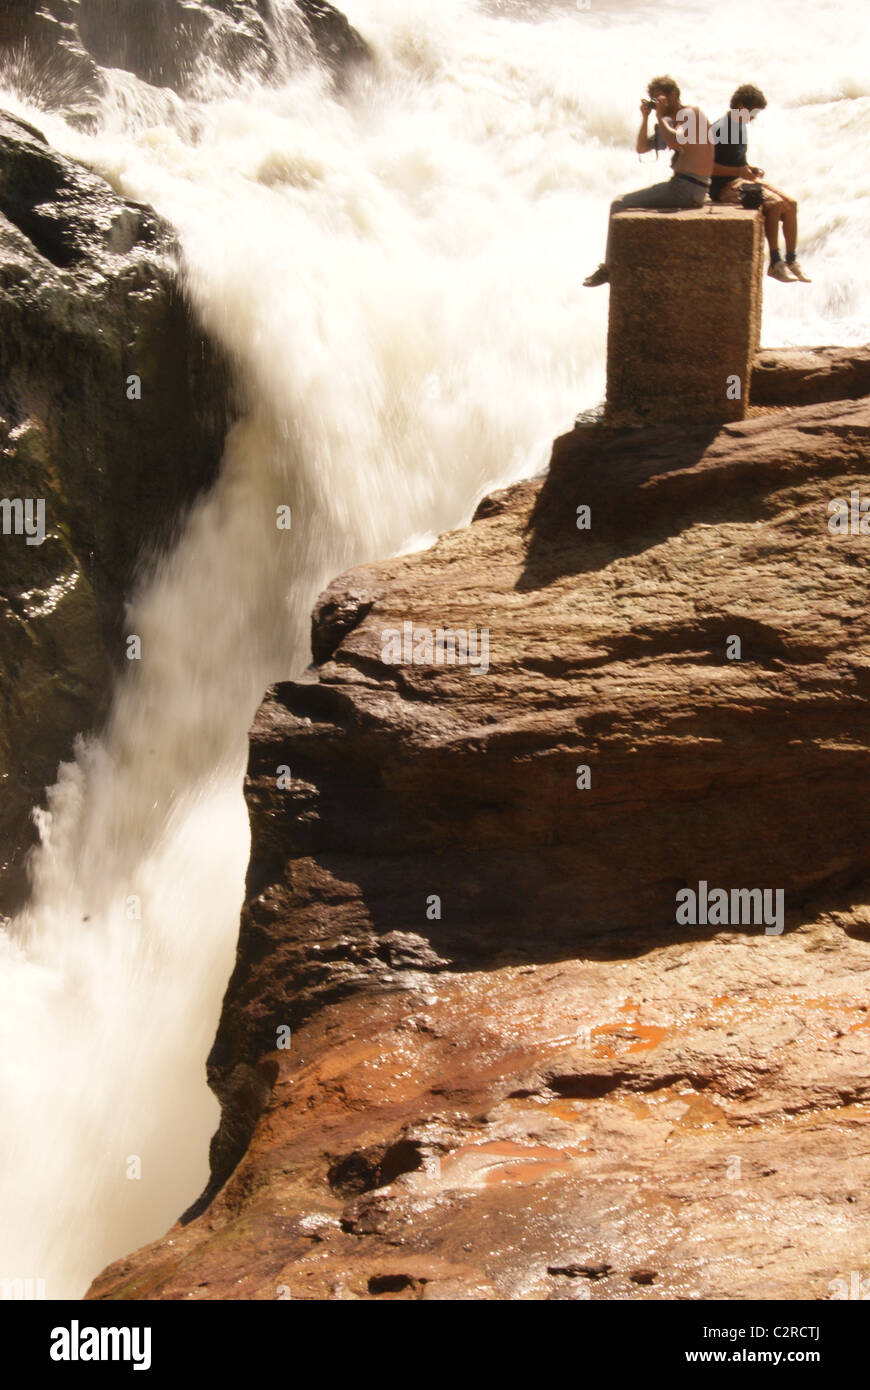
[{"x1": 0, "y1": 0, "x2": 866, "y2": 1296}]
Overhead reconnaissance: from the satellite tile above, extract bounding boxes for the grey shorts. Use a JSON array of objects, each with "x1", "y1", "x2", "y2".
[{"x1": 610, "y1": 175, "x2": 709, "y2": 215}]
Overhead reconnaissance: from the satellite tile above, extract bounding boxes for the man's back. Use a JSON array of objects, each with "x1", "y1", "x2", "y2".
[{"x1": 671, "y1": 106, "x2": 715, "y2": 179}]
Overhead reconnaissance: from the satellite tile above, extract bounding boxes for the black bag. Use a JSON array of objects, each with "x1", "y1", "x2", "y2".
[{"x1": 739, "y1": 182, "x2": 765, "y2": 210}]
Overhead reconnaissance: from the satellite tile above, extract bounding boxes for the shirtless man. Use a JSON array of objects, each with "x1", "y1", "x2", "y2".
[
  {"x1": 710, "y1": 84, "x2": 810, "y2": 282},
  {"x1": 584, "y1": 75, "x2": 714, "y2": 287}
]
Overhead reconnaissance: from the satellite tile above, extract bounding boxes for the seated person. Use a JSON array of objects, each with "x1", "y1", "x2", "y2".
[
  {"x1": 584, "y1": 75, "x2": 714, "y2": 288},
  {"x1": 711, "y1": 84, "x2": 811, "y2": 282}
]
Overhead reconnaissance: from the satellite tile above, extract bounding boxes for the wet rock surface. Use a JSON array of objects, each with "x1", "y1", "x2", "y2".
[
  {"x1": 90, "y1": 392, "x2": 870, "y2": 1299},
  {"x1": 88, "y1": 918, "x2": 870, "y2": 1301},
  {"x1": 0, "y1": 1, "x2": 368, "y2": 904},
  {"x1": 0, "y1": 109, "x2": 233, "y2": 909},
  {"x1": 0, "y1": 0, "x2": 369, "y2": 118}
]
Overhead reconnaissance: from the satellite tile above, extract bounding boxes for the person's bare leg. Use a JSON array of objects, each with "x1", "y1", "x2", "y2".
[
  {"x1": 778, "y1": 195, "x2": 811, "y2": 279},
  {"x1": 759, "y1": 184, "x2": 811, "y2": 281},
  {"x1": 781, "y1": 198, "x2": 798, "y2": 256},
  {"x1": 763, "y1": 199, "x2": 784, "y2": 256},
  {"x1": 762, "y1": 197, "x2": 794, "y2": 279},
  {"x1": 761, "y1": 184, "x2": 798, "y2": 254}
]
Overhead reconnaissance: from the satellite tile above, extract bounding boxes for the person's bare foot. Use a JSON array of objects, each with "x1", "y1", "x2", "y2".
[
  {"x1": 786, "y1": 259, "x2": 812, "y2": 282},
  {"x1": 768, "y1": 260, "x2": 795, "y2": 281},
  {"x1": 583, "y1": 264, "x2": 609, "y2": 287}
]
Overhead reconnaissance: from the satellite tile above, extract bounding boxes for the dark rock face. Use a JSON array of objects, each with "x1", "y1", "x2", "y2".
[
  {"x1": 293, "y1": 0, "x2": 370, "y2": 74},
  {"x1": 89, "y1": 388, "x2": 870, "y2": 1300},
  {"x1": 0, "y1": 109, "x2": 234, "y2": 909},
  {"x1": 0, "y1": 0, "x2": 369, "y2": 118},
  {"x1": 0, "y1": 1, "x2": 104, "y2": 122}
]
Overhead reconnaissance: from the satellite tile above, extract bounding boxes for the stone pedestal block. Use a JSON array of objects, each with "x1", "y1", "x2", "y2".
[{"x1": 606, "y1": 206, "x2": 764, "y2": 426}]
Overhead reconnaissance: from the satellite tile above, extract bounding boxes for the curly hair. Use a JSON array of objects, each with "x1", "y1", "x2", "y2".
[
  {"x1": 647, "y1": 74, "x2": 681, "y2": 100},
  {"x1": 730, "y1": 83, "x2": 767, "y2": 111}
]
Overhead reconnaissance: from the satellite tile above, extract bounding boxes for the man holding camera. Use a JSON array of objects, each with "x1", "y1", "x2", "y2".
[
  {"x1": 710, "y1": 84, "x2": 810, "y2": 282},
  {"x1": 583, "y1": 75, "x2": 714, "y2": 288}
]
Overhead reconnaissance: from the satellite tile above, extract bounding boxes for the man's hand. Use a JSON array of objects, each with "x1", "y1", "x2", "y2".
[
  {"x1": 640, "y1": 99, "x2": 653, "y2": 117},
  {"x1": 653, "y1": 94, "x2": 682, "y2": 146}
]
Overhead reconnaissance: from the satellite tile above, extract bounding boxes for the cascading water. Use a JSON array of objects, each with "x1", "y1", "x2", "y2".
[{"x1": 0, "y1": 0, "x2": 867, "y2": 1299}]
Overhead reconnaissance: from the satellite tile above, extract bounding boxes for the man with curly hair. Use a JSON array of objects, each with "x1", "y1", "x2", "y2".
[
  {"x1": 710, "y1": 83, "x2": 811, "y2": 282},
  {"x1": 583, "y1": 75, "x2": 714, "y2": 288}
]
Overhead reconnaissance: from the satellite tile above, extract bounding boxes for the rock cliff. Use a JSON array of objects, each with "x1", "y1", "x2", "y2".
[
  {"x1": 89, "y1": 384, "x2": 870, "y2": 1300},
  {"x1": 0, "y1": 4, "x2": 369, "y2": 910},
  {"x1": 0, "y1": 109, "x2": 234, "y2": 909},
  {"x1": 0, "y1": 0, "x2": 369, "y2": 121}
]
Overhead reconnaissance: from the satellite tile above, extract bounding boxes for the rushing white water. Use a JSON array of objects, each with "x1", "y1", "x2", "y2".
[{"x1": 0, "y1": 0, "x2": 868, "y2": 1298}]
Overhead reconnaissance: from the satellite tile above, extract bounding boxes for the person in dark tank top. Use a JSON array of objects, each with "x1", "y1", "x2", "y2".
[{"x1": 710, "y1": 84, "x2": 811, "y2": 282}]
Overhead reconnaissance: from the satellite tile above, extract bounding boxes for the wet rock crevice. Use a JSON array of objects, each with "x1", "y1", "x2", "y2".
[{"x1": 0, "y1": 109, "x2": 236, "y2": 909}]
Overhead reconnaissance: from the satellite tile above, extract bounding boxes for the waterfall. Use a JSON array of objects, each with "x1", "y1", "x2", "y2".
[{"x1": 0, "y1": 0, "x2": 867, "y2": 1298}]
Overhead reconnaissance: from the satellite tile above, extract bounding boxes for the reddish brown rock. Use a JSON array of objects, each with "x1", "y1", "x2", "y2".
[
  {"x1": 90, "y1": 396, "x2": 870, "y2": 1300},
  {"x1": 751, "y1": 344, "x2": 870, "y2": 407}
]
